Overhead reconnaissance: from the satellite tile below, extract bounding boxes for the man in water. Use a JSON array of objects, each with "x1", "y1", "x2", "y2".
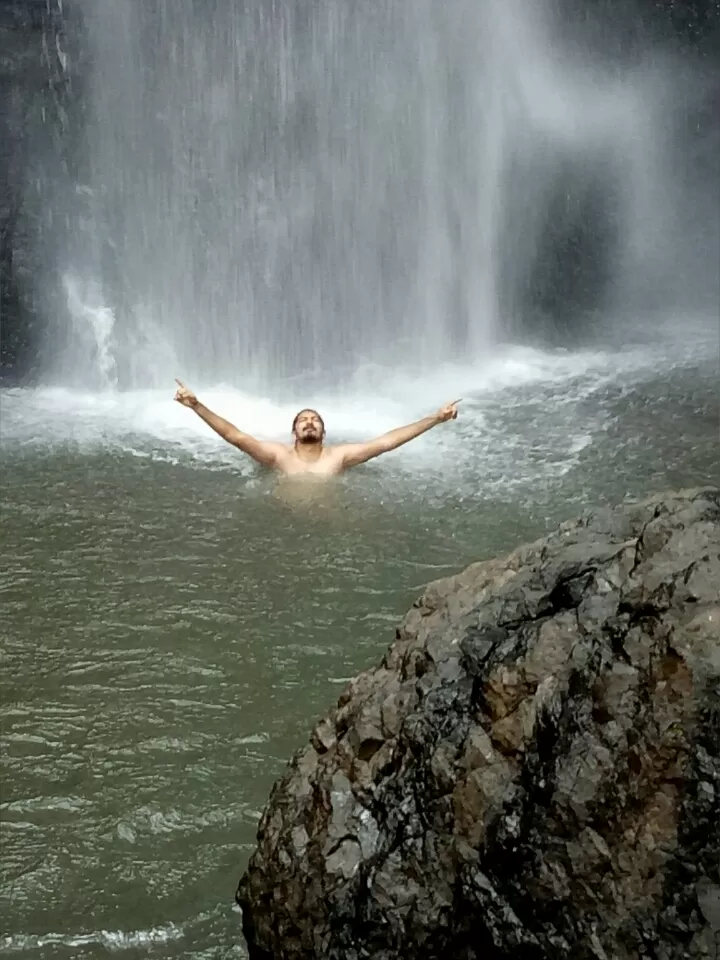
[{"x1": 174, "y1": 379, "x2": 460, "y2": 476}]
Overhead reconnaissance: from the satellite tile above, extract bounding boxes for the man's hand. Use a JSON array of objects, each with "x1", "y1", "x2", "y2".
[
  {"x1": 174, "y1": 378, "x2": 198, "y2": 408},
  {"x1": 436, "y1": 399, "x2": 462, "y2": 422}
]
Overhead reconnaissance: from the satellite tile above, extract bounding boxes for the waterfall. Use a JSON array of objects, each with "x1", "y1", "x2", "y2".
[{"x1": 36, "y1": 0, "x2": 712, "y2": 389}]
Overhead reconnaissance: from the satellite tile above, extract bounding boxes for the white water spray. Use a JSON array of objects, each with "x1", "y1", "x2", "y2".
[
  {"x1": 63, "y1": 275, "x2": 118, "y2": 389},
  {"x1": 46, "y1": 0, "x2": 693, "y2": 389}
]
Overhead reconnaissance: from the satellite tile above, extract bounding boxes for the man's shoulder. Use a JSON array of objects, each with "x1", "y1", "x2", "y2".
[
  {"x1": 268, "y1": 442, "x2": 296, "y2": 462},
  {"x1": 322, "y1": 443, "x2": 354, "y2": 459}
]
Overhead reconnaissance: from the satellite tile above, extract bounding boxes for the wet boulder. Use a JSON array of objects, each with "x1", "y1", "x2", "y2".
[{"x1": 237, "y1": 488, "x2": 720, "y2": 960}]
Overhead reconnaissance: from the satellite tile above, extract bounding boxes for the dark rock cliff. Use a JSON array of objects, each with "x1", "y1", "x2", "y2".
[
  {"x1": 237, "y1": 488, "x2": 720, "y2": 960},
  {"x1": 0, "y1": 0, "x2": 79, "y2": 382}
]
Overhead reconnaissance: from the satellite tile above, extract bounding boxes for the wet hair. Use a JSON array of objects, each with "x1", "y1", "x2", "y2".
[{"x1": 292, "y1": 408, "x2": 325, "y2": 435}]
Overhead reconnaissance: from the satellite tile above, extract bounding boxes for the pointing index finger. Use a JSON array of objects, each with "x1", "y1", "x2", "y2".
[{"x1": 175, "y1": 378, "x2": 186, "y2": 389}]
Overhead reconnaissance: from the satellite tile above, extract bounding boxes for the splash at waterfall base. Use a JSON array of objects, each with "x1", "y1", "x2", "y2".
[{"x1": 237, "y1": 488, "x2": 720, "y2": 960}]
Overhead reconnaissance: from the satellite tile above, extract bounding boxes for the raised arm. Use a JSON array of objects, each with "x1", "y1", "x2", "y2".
[
  {"x1": 174, "y1": 379, "x2": 284, "y2": 468},
  {"x1": 339, "y1": 400, "x2": 461, "y2": 469}
]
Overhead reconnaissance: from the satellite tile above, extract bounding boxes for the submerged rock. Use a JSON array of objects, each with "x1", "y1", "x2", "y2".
[{"x1": 237, "y1": 489, "x2": 720, "y2": 960}]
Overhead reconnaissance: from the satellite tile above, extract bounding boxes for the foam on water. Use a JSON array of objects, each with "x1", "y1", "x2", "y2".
[
  {"x1": 2, "y1": 329, "x2": 714, "y2": 498},
  {"x1": 1, "y1": 923, "x2": 183, "y2": 953},
  {"x1": 1, "y1": 343, "x2": 651, "y2": 449}
]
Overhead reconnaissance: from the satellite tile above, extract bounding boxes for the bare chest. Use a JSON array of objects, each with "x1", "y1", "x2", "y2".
[{"x1": 278, "y1": 448, "x2": 344, "y2": 476}]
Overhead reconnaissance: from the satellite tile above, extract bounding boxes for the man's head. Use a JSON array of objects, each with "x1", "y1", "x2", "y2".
[{"x1": 292, "y1": 408, "x2": 325, "y2": 445}]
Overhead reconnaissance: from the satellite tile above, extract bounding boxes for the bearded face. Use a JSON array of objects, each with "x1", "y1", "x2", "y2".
[{"x1": 292, "y1": 409, "x2": 325, "y2": 445}]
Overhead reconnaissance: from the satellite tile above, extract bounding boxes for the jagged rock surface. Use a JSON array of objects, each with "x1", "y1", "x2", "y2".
[{"x1": 237, "y1": 489, "x2": 720, "y2": 960}]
